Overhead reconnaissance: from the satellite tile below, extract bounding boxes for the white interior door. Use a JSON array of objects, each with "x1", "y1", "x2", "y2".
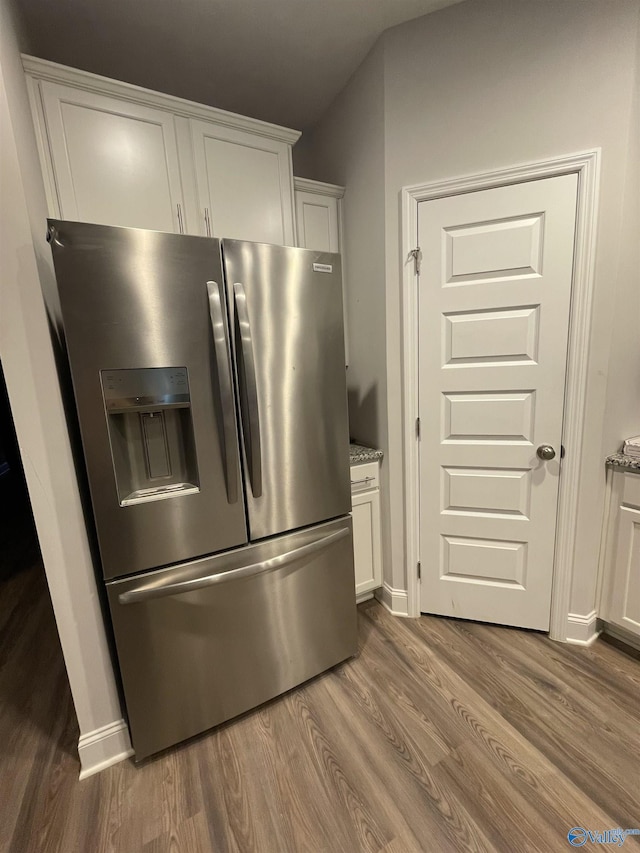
[{"x1": 418, "y1": 174, "x2": 578, "y2": 630}]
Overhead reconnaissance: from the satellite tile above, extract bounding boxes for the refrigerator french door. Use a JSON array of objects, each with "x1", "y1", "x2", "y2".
[{"x1": 48, "y1": 220, "x2": 356, "y2": 759}]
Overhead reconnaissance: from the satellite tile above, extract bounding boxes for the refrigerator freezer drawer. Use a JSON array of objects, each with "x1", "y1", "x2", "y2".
[{"x1": 107, "y1": 516, "x2": 357, "y2": 760}]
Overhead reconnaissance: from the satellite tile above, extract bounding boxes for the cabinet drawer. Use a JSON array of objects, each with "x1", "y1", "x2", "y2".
[{"x1": 350, "y1": 461, "x2": 379, "y2": 494}]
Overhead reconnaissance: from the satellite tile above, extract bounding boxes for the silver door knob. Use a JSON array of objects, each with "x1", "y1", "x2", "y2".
[{"x1": 537, "y1": 444, "x2": 556, "y2": 460}]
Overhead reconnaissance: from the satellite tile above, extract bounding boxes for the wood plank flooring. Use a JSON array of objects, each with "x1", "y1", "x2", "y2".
[{"x1": 2, "y1": 563, "x2": 639, "y2": 852}]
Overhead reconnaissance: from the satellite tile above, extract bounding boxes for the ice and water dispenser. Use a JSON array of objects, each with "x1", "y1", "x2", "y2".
[{"x1": 101, "y1": 367, "x2": 199, "y2": 505}]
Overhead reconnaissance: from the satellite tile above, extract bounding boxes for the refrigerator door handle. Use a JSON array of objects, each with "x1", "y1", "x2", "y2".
[
  {"x1": 207, "y1": 281, "x2": 239, "y2": 504},
  {"x1": 233, "y1": 281, "x2": 262, "y2": 498},
  {"x1": 118, "y1": 525, "x2": 350, "y2": 604}
]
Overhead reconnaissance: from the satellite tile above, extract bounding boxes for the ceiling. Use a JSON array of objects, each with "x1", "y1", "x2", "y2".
[{"x1": 14, "y1": 0, "x2": 464, "y2": 133}]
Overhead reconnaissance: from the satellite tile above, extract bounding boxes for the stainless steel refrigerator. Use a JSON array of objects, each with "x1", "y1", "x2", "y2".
[{"x1": 47, "y1": 220, "x2": 357, "y2": 760}]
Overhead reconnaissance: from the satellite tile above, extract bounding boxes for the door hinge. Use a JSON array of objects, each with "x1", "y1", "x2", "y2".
[
  {"x1": 415, "y1": 417, "x2": 421, "y2": 439},
  {"x1": 409, "y1": 247, "x2": 421, "y2": 275},
  {"x1": 417, "y1": 561, "x2": 421, "y2": 580}
]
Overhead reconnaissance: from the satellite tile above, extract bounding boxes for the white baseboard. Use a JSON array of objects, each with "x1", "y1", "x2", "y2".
[
  {"x1": 376, "y1": 582, "x2": 410, "y2": 617},
  {"x1": 563, "y1": 610, "x2": 601, "y2": 646},
  {"x1": 78, "y1": 718, "x2": 133, "y2": 780},
  {"x1": 602, "y1": 622, "x2": 640, "y2": 652},
  {"x1": 356, "y1": 591, "x2": 375, "y2": 604}
]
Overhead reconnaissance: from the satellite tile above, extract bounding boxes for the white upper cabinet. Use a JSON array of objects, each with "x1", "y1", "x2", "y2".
[
  {"x1": 38, "y1": 81, "x2": 186, "y2": 233},
  {"x1": 190, "y1": 121, "x2": 296, "y2": 244},
  {"x1": 24, "y1": 56, "x2": 300, "y2": 243},
  {"x1": 294, "y1": 178, "x2": 343, "y2": 252}
]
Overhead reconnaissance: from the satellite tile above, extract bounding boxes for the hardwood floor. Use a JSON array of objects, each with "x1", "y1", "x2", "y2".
[{"x1": 2, "y1": 566, "x2": 639, "y2": 852}]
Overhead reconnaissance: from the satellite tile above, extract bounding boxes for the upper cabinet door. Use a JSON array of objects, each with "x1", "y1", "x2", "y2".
[
  {"x1": 294, "y1": 178, "x2": 344, "y2": 252},
  {"x1": 295, "y1": 190, "x2": 340, "y2": 252},
  {"x1": 39, "y1": 81, "x2": 186, "y2": 233},
  {"x1": 190, "y1": 120, "x2": 295, "y2": 245}
]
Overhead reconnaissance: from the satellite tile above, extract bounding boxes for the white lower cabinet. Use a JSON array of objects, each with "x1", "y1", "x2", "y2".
[
  {"x1": 350, "y1": 461, "x2": 382, "y2": 600},
  {"x1": 600, "y1": 469, "x2": 640, "y2": 643}
]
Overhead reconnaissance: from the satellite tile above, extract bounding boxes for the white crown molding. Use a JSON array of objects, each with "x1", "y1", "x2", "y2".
[
  {"x1": 21, "y1": 54, "x2": 301, "y2": 146},
  {"x1": 401, "y1": 150, "x2": 601, "y2": 630},
  {"x1": 78, "y1": 719, "x2": 133, "y2": 780},
  {"x1": 376, "y1": 582, "x2": 409, "y2": 617},
  {"x1": 293, "y1": 177, "x2": 345, "y2": 198}
]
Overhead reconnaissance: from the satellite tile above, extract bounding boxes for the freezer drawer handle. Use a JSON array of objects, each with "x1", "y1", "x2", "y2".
[
  {"x1": 118, "y1": 526, "x2": 350, "y2": 605},
  {"x1": 233, "y1": 281, "x2": 262, "y2": 498},
  {"x1": 207, "y1": 281, "x2": 239, "y2": 504}
]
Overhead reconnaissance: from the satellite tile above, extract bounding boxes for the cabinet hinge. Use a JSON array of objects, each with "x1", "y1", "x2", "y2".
[
  {"x1": 409, "y1": 247, "x2": 421, "y2": 275},
  {"x1": 417, "y1": 561, "x2": 421, "y2": 580},
  {"x1": 416, "y1": 417, "x2": 421, "y2": 439}
]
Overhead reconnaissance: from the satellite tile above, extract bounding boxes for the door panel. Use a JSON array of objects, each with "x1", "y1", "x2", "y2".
[
  {"x1": 107, "y1": 516, "x2": 357, "y2": 760},
  {"x1": 40, "y1": 82, "x2": 185, "y2": 232},
  {"x1": 223, "y1": 240, "x2": 351, "y2": 541},
  {"x1": 418, "y1": 174, "x2": 578, "y2": 630},
  {"x1": 190, "y1": 120, "x2": 295, "y2": 245},
  {"x1": 49, "y1": 221, "x2": 247, "y2": 578},
  {"x1": 611, "y1": 505, "x2": 640, "y2": 635},
  {"x1": 352, "y1": 489, "x2": 383, "y2": 596},
  {"x1": 295, "y1": 191, "x2": 340, "y2": 252}
]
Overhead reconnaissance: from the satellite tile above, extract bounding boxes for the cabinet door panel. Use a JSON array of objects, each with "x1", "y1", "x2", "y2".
[
  {"x1": 610, "y1": 503, "x2": 640, "y2": 636},
  {"x1": 351, "y1": 488, "x2": 382, "y2": 596},
  {"x1": 40, "y1": 82, "x2": 184, "y2": 232},
  {"x1": 295, "y1": 191, "x2": 339, "y2": 252},
  {"x1": 191, "y1": 120, "x2": 295, "y2": 245}
]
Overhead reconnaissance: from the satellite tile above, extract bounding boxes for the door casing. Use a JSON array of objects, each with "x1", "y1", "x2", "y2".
[{"x1": 400, "y1": 150, "x2": 601, "y2": 640}]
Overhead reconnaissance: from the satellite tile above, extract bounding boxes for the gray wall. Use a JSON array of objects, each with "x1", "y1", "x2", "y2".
[
  {"x1": 0, "y1": 0, "x2": 126, "y2": 766},
  {"x1": 294, "y1": 43, "x2": 386, "y2": 447},
  {"x1": 293, "y1": 43, "x2": 393, "y2": 572},
  {"x1": 602, "y1": 10, "x2": 640, "y2": 461},
  {"x1": 298, "y1": 0, "x2": 640, "y2": 614}
]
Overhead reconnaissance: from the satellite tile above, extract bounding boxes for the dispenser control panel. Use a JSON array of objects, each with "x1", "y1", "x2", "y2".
[{"x1": 101, "y1": 367, "x2": 190, "y2": 412}]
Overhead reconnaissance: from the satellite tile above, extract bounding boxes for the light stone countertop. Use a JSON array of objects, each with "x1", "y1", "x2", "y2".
[
  {"x1": 606, "y1": 452, "x2": 640, "y2": 473},
  {"x1": 349, "y1": 442, "x2": 384, "y2": 464}
]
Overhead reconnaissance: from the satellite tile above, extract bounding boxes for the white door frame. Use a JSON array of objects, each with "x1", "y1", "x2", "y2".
[{"x1": 401, "y1": 150, "x2": 601, "y2": 640}]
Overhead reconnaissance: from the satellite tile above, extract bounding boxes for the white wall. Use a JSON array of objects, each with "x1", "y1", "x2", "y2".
[
  {"x1": 0, "y1": 0, "x2": 129, "y2": 775},
  {"x1": 300, "y1": 0, "x2": 640, "y2": 617}
]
